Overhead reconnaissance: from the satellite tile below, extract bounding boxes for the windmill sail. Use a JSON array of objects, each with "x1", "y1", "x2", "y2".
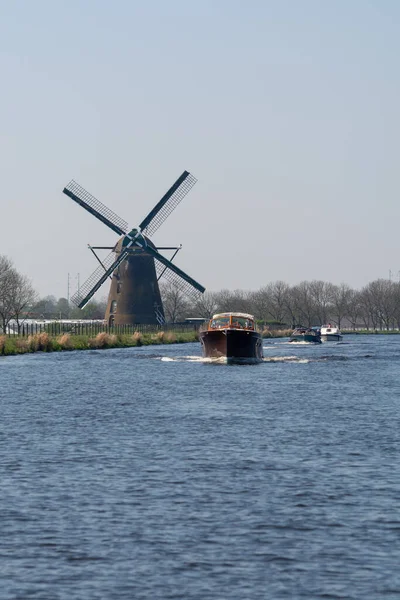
[
  {"x1": 63, "y1": 180, "x2": 128, "y2": 235},
  {"x1": 71, "y1": 250, "x2": 129, "y2": 308},
  {"x1": 139, "y1": 171, "x2": 197, "y2": 237},
  {"x1": 145, "y1": 245, "x2": 205, "y2": 300},
  {"x1": 156, "y1": 262, "x2": 204, "y2": 301},
  {"x1": 64, "y1": 168, "x2": 204, "y2": 324}
]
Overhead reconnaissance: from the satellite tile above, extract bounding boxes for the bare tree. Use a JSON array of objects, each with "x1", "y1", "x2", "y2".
[
  {"x1": 56, "y1": 297, "x2": 70, "y2": 319},
  {"x1": 358, "y1": 284, "x2": 378, "y2": 330},
  {"x1": 160, "y1": 282, "x2": 190, "y2": 323},
  {"x1": 391, "y1": 283, "x2": 400, "y2": 329},
  {"x1": 70, "y1": 298, "x2": 107, "y2": 320},
  {"x1": 265, "y1": 281, "x2": 292, "y2": 324},
  {"x1": 0, "y1": 256, "x2": 15, "y2": 333},
  {"x1": 191, "y1": 291, "x2": 220, "y2": 319},
  {"x1": 247, "y1": 287, "x2": 269, "y2": 322},
  {"x1": 214, "y1": 289, "x2": 252, "y2": 314},
  {"x1": 309, "y1": 280, "x2": 335, "y2": 325},
  {"x1": 282, "y1": 286, "x2": 299, "y2": 329},
  {"x1": 362, "y1": 279, "x2": 396, "y2": 330},
  {"x1": 31, "y1": 295, "x2": 58, "y2": 319},
  {"x1": 10, "y1": 273, "x2": 37, "y2": 327},
  {"x1": 331, "y1": 283, "x2": 353, "y2": 329},
  {"x1": 0, "y1": 256, "x2": 36, "y2": 333},
  {"x1": 291, "y1": 281, "x2": 316, "y2": 327},
  {"x1": 347, "y1": 289, "x2": 362, "y2": 330}
]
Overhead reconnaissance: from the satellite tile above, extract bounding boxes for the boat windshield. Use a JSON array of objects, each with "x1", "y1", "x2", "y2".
[
  {"x1": 231, "y1": 317, "x2": 254, "y2": 329},
  {"x1": 210, "y1": 317, "x2": 230, "y2": 328},
  {"x1": 209, "y1": 315, "x2": 255, "y2": 330}
]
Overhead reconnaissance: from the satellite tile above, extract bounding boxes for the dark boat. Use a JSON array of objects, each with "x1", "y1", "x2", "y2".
[
  {"x1": 199, "y1": 312, "x2": 264, "y2": 363},
  {"x1": 289, "y1": 327, "x2": 322, "y2": 343}
]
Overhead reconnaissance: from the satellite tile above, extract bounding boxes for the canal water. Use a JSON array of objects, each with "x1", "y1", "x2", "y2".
[{"x1": 1, "y1": 335, "x2": 400, "y2": 599}]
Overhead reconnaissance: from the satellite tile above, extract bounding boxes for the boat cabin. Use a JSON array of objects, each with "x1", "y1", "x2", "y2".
[
  {"x1": 208, "y1": 312, "x2": 255, "y2": 331},
  {"x1": 292, "y1": 327, "x2": 320, "y2": 336},
  {"x1": 321, "y1": 324, "x2": 341, "y2": 334}
]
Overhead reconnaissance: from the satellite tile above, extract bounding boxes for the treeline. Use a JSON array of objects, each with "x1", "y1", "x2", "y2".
[
  {"x1": 0, "y1": 256, "x2": 36, "y2": 333},
  {"x1": 0, "y1": 255, "x2": 107, "y2": 333},
  {"x1": 166, "y1": 280, "x2": 400, "y2": 331},
  {"x1": 2, "y1": 254, "x2": 400, "y2": 333},
  {"x1": 29, "y1": 295, "x2": 107, "y2": 320}
]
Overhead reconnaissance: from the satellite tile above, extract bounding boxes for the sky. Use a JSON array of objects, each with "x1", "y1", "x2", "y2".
[{"x1": 1, "y1": 0, "x2": 400, "y2": 299}]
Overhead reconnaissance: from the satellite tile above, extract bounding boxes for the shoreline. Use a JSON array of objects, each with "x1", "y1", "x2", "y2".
[
  {"x1": 0, "y1": 328, "x2": 299, "y2": 357},
  {"x1": 342, "y1": 330, "x2": 400, "y2": 335},
  {"x1": 2, "y1": 329, "x2": 398, "y2": 357},
  {"x1": 0, "y1": 331, "x2": 199, "y2": 357}
]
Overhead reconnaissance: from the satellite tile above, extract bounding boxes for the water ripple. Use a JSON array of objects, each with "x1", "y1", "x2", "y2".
[{"x1": 0, "y1": 335, "x2": 400, "y2": 599}]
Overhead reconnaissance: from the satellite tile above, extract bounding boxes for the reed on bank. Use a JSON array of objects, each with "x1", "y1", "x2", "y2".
[
  {"x1": 0, "y1": 330, "x2": 199, "y2": 356},
  {"x1": 262, "y1": 328, "x2": 293, "y2": 338},
  {"x1": 0, "y1": 327, "x2": 300, "y2": 356}
]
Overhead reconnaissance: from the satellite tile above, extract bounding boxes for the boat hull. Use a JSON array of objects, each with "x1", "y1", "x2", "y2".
[
  {"x1": 199, "y1": 329, "x2": 264, "y2": 363},
  {"x1": 321, "y1": 334, "x2": 343, "y2": 342},
  {"x1": 289, "y1": 334, "x2": 321, "y2": 343}
]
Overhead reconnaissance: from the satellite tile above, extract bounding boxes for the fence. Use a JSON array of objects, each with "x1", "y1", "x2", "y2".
[{"x1": 4, "y1": 322, "x2": 200, "y2": 338}]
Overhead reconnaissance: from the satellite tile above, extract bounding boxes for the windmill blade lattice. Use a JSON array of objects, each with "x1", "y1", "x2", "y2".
[
  {"x1": 156, "y1": 261, "x2": 204, "y2": 301},
  {"x1": 71, "y1": 251, "x2": 126, "y2": 308},
  {"x1": 139, "y1": 171, "x2": 197, "y2": 237},
  {"x1": 63, "y1": 180, "x2": 128, "y2": 236},
  {"x1": 149, "y1": 242, "x2": 205, "y2": 300},
  {"x1": 63, "y1": 168, "x2": 205, "y2": 324}
]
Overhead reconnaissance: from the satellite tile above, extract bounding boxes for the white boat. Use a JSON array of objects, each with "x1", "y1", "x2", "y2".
[{"x1": 320, "y1": 324, "x2": 343, "y2": 342}]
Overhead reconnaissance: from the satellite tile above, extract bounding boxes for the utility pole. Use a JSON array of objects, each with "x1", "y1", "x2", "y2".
[
  {"x1": 389, "y1": 269, "x2": 392, "y2": 281},
  {"x1": 67, "y1": 273, "x2": 70, "y2": 319},
  {"x1": 67, "y1": 273, "x2": 69, "y2": 307}
]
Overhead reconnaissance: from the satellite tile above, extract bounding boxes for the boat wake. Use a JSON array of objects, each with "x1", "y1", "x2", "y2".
[
  {"x1": 316, "y1": 355, "x2": 350, "y2": 362},
  {"x1": 161, "y1": 355, "x2": 231, "y2": 364},
  {"x1": 263, "y1": 356, "x2": 310, "y2": 363},
  {"x1": 161, "y1": 355, "x2": 263, "y2": 364},
  {"x1": 156, "y1": 353, "x2": 369, "y2": 365},
  {"x1": 160, "y1": 355, "x2": 227, "y2": 363},
  {"x1": 286, "y1": 340, "x2": 316, "y2": 345},
  {"x1": 160, "y1": 355, "x2": 310, "y2": 364}
]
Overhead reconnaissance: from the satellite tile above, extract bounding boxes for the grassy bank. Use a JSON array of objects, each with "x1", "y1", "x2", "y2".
[
  {"x1": 0, "y1": 328, "x2": 296, "y2": 357},
  {"x1": 0, "y1": 331, "x2": 199, "y2": 357},
  {"x1": 342, "y1": 329, "x2": 400, "y2": 335},
  {"x1": 262, "y1": 329, "x2": 292, "y2": 338}
]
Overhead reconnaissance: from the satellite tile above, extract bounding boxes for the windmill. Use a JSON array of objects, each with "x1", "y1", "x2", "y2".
[{"x1": 63, "y1": 171, "x2": 205, "y2": 325}]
